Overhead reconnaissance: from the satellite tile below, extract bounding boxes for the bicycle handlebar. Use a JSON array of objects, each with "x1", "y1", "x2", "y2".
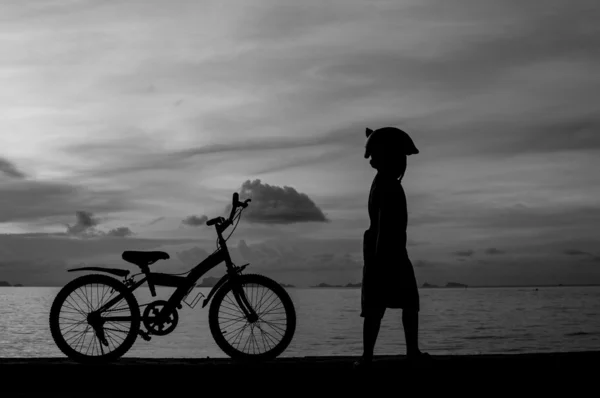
[{"x1": 205, "y1": 192, "x2": 251, "y2": 227}]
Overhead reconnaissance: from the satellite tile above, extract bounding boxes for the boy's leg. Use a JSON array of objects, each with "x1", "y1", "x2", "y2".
[
  {"x1": 362, "y1": 307, "x2": 385, "y2": 360},
  {"x1": 402, "y1": 309, "x2": 421, "y2": 357}
]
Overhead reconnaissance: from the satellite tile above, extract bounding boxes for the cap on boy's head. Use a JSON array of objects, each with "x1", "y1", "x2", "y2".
[{"x1": 364, "y1": 127, "x2": 419, "y2": 159}]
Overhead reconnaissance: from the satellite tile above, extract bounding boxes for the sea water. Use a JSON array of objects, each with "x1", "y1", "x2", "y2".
[{"x1": 1, "y1": 286, "x2": 599, "y2": 358}]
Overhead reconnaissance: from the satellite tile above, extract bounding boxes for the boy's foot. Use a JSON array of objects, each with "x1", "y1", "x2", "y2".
[
  {"x1": 352, "y1": 357, "x2": 373, "y2": 370},
  {"x1": 406, "y1": 351, "x2": 434, "y2": 364}
]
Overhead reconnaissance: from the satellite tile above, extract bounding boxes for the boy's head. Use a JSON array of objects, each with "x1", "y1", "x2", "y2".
[{"x1": 364, "y1": 127, "x2": 418, "y2": 178}]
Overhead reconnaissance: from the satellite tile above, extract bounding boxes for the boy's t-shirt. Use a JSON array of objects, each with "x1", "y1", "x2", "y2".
[
  {"x1": 362, "y1": 171, "x2": 419, "y2": 312},
  {"x1": 364, "y1": 172, "x2": 408, "y2": 265}
]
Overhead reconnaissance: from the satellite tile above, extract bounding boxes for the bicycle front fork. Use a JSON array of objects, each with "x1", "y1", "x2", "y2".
[{"x1": 232, "y1": 284, "x2": 258, "y2": 323}]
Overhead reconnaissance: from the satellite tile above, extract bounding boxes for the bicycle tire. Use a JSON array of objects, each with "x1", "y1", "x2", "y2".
[
  {"x1": 49, "y1": 274, "x2": 141, "y2": 363},
  {"x1": 208, "y1": 273, "x2": 296, "y2": 360}
]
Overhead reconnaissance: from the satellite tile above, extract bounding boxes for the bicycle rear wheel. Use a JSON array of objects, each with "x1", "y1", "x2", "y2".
[
  {"x1": 209, "y1": 273, "x2": 296, "y2": 360},
  {"x1": 49, "y1": 274, "x2": 141, "y2": 363}
]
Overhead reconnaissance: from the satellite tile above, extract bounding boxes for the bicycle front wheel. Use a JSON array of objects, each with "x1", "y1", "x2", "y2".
[
  {"x1": 49, "y1": 274, "x2": 141, "y2": 363},
  {"x1": 209, "y1": 273, "x2": 296, "y2": 360}
]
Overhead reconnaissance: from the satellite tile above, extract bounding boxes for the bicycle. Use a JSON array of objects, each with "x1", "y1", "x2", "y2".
[{"x1": 49, "y1": 192, "x2": 297, "y2": 363}]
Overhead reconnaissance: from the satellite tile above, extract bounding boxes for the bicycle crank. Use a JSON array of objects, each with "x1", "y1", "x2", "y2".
[{"x1": 142, "y1": 300, "x2": 179, "y2": 336}]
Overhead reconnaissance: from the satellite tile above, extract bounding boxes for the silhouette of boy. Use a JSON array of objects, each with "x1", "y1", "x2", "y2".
[{"x1": 354, "y1": 126, "x2": 431, "y2": 368}]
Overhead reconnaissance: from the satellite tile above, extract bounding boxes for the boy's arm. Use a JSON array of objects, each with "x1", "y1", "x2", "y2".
[{"x1": 374, "y1": 184, "x2": 402, "y2": 262}]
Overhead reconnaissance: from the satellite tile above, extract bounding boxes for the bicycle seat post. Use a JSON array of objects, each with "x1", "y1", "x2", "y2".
[{"x1": 142, "y1": 263, "x2": 157, "y2": 297}]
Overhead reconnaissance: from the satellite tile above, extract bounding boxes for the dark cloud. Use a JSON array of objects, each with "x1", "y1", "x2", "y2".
[
  {"x1": 176, "y1": 246, "x2": 210, "y2": 267},
  {"x1": 453, "y1": 250, "x2": 475, "y2": 257},
  {"x1": 56, "y1": 114, "x2": 410, "y2": 179},
  {"x1": 63, "y1": 211, "x2": 133, "y2": 238},
  {"x1": 66, "y1": 211, "x2": 134, "y2": 238},
  {"x1": 312, "y1": 1, "x2": 600, "y2": 95},
  {"x1": 57, "y1": 125, "x2": 353, "y2": 177},
  {"x1": 255, "y1": 243, "x2": 280, "y2": 258},
  {"x1": 0, "y1": 233, "x2": 204, "y2": 285},
  {"x1": 563, "y1": 249, "x2": 593, "y2": 256},
  {"x1": 181, "y1": 215, "x2": 208, "y2": 227},
  {"x1": 469, "y1": 116, "x2": 600, "y2": 158},
  {"x1": 411, "y1": 203, "x2": 600, "y2": 233},
  {"x1": 485, "y1": 248, "x2": 506, "y2": 255},
  {"x1": 0, "y1": 157, "x2": 27, "y2": 179},
  {"x1": 147, "y1": 216, "x2": 165, "y2": 226},
  {"x1": 66, "y1": 211, "x2": 101, "y2": 236},
  {"x1": 0, "y1": 179, "x2": 133, "y2": 223},
  {"x1": 237, "y1": 240, "x2": 263, "y2": 263},
  {"x1": 106, "y1": 227, "x2": 134, "y2": 237},
  {"x1": 249, "y1": 251, "x2": 362, "y2": 274},
  {"x1": 231, "y1": 179, "x2": 329, "y2": 224}
]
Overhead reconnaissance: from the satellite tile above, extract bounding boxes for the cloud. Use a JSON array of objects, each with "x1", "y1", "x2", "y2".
[
  {"x1": 485, "y1": 248, "x2": 506, "y2": 255},
  {"x1": 560, "y1": 249, "x2": 600, "y2": 266},
  {"x1": 106, "y1": 227, "x2": 134, "y2": 237},
  {"x1": 467, "y1": 116, "x2": 600, "y2": 159},
  {"x1": 63, "y1": 120, "x2": 365, "y2": 178},
  {"x1": 65, "y1": 211, "x2": 101, "y2": 236},
  {"x1": 233, "y1": 179, "x2": 329, "y2": 224},
  {"x1": 2, "y1": 0, "x2": 600, "y2": 287},
  {"x1": 0, "y1": 179, "x2": 134, "y2": 223},
  {"x1": 237, "y1": 240, "x2": 264, "y2": 263},
  {"x1": 563, "y1": 249, "x2": 593, "y2": 256},
  {"x1": 0, "y1": 233, "x2": 206, "y2": 286},
  {"x1": 0, "y1": 157, "x2": 27, "y2": 179},
  {"x1": 181, "y1": 215, "x2": 208, "y2": 227},
  {"x1": 176, "y1": 246, "x2": 210, "y2": 267},
  {"x1": 64, "y1": 211, "x2": 133, "y2": 238},
  {"x1": 147, "y1": 216, "x2": 165, "y2": 226}
]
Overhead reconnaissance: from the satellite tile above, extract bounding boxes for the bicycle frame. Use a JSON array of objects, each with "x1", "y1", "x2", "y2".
[{"x1": 95, "y1": 210, "x2": 257, "y2": 326}]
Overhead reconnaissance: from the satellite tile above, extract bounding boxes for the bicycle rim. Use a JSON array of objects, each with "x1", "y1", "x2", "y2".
[
  {"x1": 209, "y1": 273, "x2": 296, "y2": 360},
  {"x1": 49, "y1": 274, "x2": 140, "y2": 363}
]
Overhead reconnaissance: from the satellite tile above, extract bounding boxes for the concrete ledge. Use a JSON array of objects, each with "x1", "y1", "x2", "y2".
[{"x1": 1, "y1": 352, "x2": 597, "y2": 394}]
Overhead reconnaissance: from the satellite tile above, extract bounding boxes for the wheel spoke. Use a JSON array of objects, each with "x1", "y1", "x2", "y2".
[
  {"x1": 212, "y1": 276, "x2": 295, "y2": 359},
  {"x1": 50, "y1": 276, "x2": 139, "y2": 362}
]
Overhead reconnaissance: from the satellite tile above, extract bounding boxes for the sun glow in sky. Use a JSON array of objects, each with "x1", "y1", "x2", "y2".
[{"x1": 1, "y1": 0, "x2": 599, "y2": 286}]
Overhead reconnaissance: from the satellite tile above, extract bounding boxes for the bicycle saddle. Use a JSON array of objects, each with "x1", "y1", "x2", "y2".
[{"x1": 122, "y1": 251, "x2": 170, "y2": 267}]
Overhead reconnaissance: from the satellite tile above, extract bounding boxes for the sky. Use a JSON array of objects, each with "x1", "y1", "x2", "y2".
[{"x1": 1, "y1": 0, "x2": 599, "y2": 287}]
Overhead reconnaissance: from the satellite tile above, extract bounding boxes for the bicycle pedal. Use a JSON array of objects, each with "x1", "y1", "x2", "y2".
[{"x1": 138, "y1": 330, "x2": 152, "y2": 341}]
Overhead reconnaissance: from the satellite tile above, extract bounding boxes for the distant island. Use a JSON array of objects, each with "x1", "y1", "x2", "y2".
[
  {"x1": 310, "y1": 281, "x2": 471, "y2": 289},
  {"x1": 421, "y1": 282, "x2": 468, "y2": 288},
  {"x1": 446, "y1": 282, "x2": 468, "y2": 288},
  {"x1": 346, "y1": 282, "x2": 362, "y2": 288},
  {"x1": 311, "y1": 283, "x2": 343, "y2": 288},
  {"x1": 310, "y1": 282, "x2": 362, "y2": 288},
  {"x1": 0, "y1": 281, "x2": 23, "y2": 287},
  {"x1": 196, "y1": 277, "x2": 219, "y2": 287},
  {"x1": 195, "y1": 277, "x2": 295, "y2": 288},
  {"x1": 280, "y1": 283, "x2": 295, "y2": 288}
]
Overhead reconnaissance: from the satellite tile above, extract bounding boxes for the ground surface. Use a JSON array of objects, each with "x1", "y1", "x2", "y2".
[{"x1": 1, "y1": 352, "x2": 596, "y2": 395}]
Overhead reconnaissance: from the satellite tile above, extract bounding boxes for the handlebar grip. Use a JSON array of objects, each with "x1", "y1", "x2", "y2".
[
  {"x1": 233, "y1": 192, "x2": 239, "y2": 205},
  {"x1": 206, "y1": 216, "x2": 223, "y2": 226}
]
